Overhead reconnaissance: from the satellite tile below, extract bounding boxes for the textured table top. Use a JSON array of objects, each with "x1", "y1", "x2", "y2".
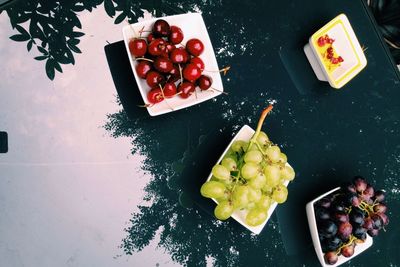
[{"x1": 1, "y1": 0, "x2": 399, "y2": 266}]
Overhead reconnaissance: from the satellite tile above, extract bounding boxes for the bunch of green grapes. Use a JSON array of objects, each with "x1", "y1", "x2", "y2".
[{"x1": 200, "y1": 106, "x2": 295, "y2": 226}]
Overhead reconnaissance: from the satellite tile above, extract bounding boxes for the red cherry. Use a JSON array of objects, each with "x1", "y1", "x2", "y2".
[
  {"x1": 177, "y1": 82, "x2": 195, "y2": 99},
  {"x1": 146, "y1": 71, "x2": 165, "y2": 87},
  {"x1": 197, "y1": 75, "x2": 212, "y2": 90},
  {"x1": 331, "y1": 57, "x2": 339, "y2": 64},
  {"x1": 183, "y1": 63, "x2": 201, "y2": 82},
  {"x1": 147, "y1": 88, "x2": 164, "y2": 104},
  {"x1": 317, "y1": 36, "x2": 325, "y2": 47},
  {"x1": 129, "y1": 38, "x2": 147, "y2": 57},
  {"x1": 147, "y1": 33, "x2": 155, "y2": 43},
  {"x1": 148, "y1": 39, "x2": 167, "y2": 56},
  {"x1": 152, "y1": 19, "x2": 170, "y2": 37},
  {"x1": 169, "y1": 25, "x2": 184, "y2": 44},
  {"x1": 170, "y1": 47, "x2": 189, "y2": 64},
  {"x1": 166, "y1": 43, "x2": 176, "y2": 53},
  {"x1": 186, "y1": 38, "x2": 204, "y2": 56},
  {"x1": 154, "y1": 57, "x2": 173, "y2": 73},
  {"x1": 190, "y1": 57, "x2": 204, "y2": 72},
  {"x1": 136, "y1": 61, "x2": 152, "y2": 79},
  {"x1": 169, "y1": 65, "x2": 180, "y2": 78},
  {"x1": 163, "y1": 82, "x2": 177, "y2": 97},
  {"x1": 338, "y1": 56, "x2": 344, "y2": 62}
]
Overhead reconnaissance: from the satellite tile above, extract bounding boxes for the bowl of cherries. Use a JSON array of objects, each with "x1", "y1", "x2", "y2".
[
  {"x1": 306, "y1": 177, "x2": 389, "y2": 266},
  {"x1": 122, "y1": 13, "x2": 225, "y2": 116}
]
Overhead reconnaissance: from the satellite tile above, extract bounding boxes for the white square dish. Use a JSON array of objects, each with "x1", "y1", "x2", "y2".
[
  {"x1": 306, "y1": 187, "x2": 373, "y2": 267},
  {"x1": 206, "y1": 125, "x2": 292, "y2": 235},
  {"x1": 304, "y1": 14, "x2": 367, "y2": 89},
  {"x1": 122, "y1": 13, "x2": 224, "y2": 116}
]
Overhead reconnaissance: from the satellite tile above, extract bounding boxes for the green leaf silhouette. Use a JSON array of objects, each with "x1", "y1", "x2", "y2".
[
  {"x1": 10, "y1": 34, "x2": 30, "y2": 42},
  {"x1": 45, "y1": 58, "x2": 55, "y2": 80},
  {"x1": 114, "y1": 12, "x2": 126, "y2": 24},
  {"x1": 104, "y1": 0, "x2": 116, "y2": 17}
]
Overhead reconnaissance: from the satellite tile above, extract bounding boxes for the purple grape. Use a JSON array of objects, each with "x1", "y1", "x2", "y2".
[
  {"x1": 318, "y1": 220, "x2": 338, "y2": 238},
  {"x1": 324, "y1": 251, "x2": 339, "y2": 265},
  {"x1": 376, "y1": 212, "x2": 389, "y2": 226},
  {"x1": 349, "y1": 208, "x2": 365, "y2": 225},
  {"x1": 361, "y1": 185, "x2": 374, "y2": 201},
  {"x1": 368, "y1": 228, "x2": 379, "y2": 237},
  {"x1": 344, "y1": 182, "x2": 357, "y2": 194},
  {"x1": 353, "y1": 226, "x2": 367, "y2": 240},
  {"x1": 337, "y1": 222, "x2": 353, "y2": 240},
  {"x1": 315, "y1": 207, "x2": 331, "y2": 221},
  {"x1": 371, "y1": 213, "x2": 383, "y2": 230},
  {"x1": 316, "y1": 197, "x2": 332, "y2": 209},
  {"x1": 373, "y1": 203, "x2": 387, "y2": 213},
  {"x1": 322, "y1": 236, "x2": 342, "y2": 252},
  {"x1": 373, "y1": 190, "x2": 385, "y2": 202},
  {"x1": 353, "y1": 176, "x2": 367, "y2": 192},
  {"x1": 341, "y1": 243, "x2": 355, "y2": 257},
  {"x1": 333, "y1": 211, "x2": 349, "y2": 223},
  {"x1": 363, "y1": 217, "x2": 374, "y2": 230}
]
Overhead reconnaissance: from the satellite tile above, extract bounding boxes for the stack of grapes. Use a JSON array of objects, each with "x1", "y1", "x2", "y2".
[
  {"x1": 128, "y1": 19, "x2": 220, "y2": 105},
  {"x1": 200, "y1": 106, "x2": 295, "y2": 227},
  {"x1": 315, "y1": 176, "x2": 389, "y2": 265}
]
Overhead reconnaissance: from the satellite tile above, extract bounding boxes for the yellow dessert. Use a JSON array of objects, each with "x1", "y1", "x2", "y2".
[{"x1": 315, "y1": 34, "x2": 344, "y2": 74}]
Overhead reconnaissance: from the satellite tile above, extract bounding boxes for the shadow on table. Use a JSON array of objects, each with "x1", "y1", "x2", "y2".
[{"x1": 104, "y1": 41, "x2": 149, "y2": 120}]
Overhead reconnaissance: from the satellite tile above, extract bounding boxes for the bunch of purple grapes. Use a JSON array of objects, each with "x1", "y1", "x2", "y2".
[{"x1": 314, "y1": 176, "x2": 389, "y2": 265}]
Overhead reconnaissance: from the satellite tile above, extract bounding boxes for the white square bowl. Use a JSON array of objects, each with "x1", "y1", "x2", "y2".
[
  {"x1": 206, "y1": 125, "x2": 292, "y2": 235},
  {"x1": 122, "y1": 13, "x2": 224, "y2": 116},
  {"x1": 304, "y1": 14, "x2": 367, "y2": 89},
  {"x1": 306, "y1": 187, "x2": 373, "y2": 267}
]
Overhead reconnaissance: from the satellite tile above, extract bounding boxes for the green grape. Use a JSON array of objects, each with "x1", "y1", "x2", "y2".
[
  {"x1": 281, "y1": 165, "x2": 295, "y2": 181},
  {"x1": 248, "y1": 187, "x2": 262, "y2": 202},
  {"x1": 241, "y1": 162, "x2": 259, "y2": 180},
  {"x1": 247, "y1": 143, "x2": 260, "y2": 151},
  {"x1": 278, "y1": 153, "x2": 287, "y2": 164},
  {"x1": 272, "y1": 184, "x2": 288, "y2": 203},
  {"x1": 221, "y1": 157, "x2": 237, "y2": 171},
  {"x1": 231, "y1": 140, "x2": 248, "y2": 152},
  {"x1": 266, "y1": 145, "x2": 281, "y2": 163},
  {"x1": 200, "y1": 181, "x2": 226, "y2": 199},
  {"x1": 246, "y1": 202, "x2": 256, "y2": 210},
  {"x1": 214, "y1": 201, "x2": 234, "y2": 220},
  {"x1": 232, "y1": 185, "x2": 249, "y2": 208},
  {"x1": 212, "y1": 164, "x2": 230, "y2": 180},
  {"x1": 264, "y1": 164, "x2": 281, "y2": 187},
  {"x1": 245, "y1": 208, "x2": 268, "y2": 226},
  {"x1": 256, "y1": 131, "x2": 269, "y2": 145},
  {"x1": 256, "y1": 195, "x2": 272, "y2": 211},
  {"x1": 262, "y1": 183, "x2": 273, "y2": 195},
  {"x1": 249, "y1": 173, "x2": 267, "y2": 189},
  {"x1": 244, "y1": 150, "x2": 263, "y2": 164}
]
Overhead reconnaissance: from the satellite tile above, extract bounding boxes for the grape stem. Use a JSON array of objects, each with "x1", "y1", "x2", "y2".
[{"x1": 246, "y1": 105, "x2": 273, "y2": 153}]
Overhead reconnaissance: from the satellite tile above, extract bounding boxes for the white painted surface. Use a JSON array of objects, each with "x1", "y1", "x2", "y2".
[{"x1": 0, "y1": 7, "x2": 179, "y2": 267}]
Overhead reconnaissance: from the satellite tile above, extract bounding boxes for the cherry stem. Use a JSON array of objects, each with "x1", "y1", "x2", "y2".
[
  {"x1": 128, "y1": 21, "x2": 139, "y2": 38},
  {"x1": 209, "y1": 86, "x2": 228, "y2": 95},
  {"x1": 246, "y1": 105, "x2": 274, "y2": 152},
  {"x1": 137, "y1": 103, "x2": 153, "y2": 108},
  {"x1": 158, "y1": 84, "x2": 174, "y2": 111},
  {"x1": 204, "y1": 66, "x2": 231, "y2": 76},
  {"x1": 135, "y1": 57, "x2": 154, "y2": 63},
  {"x1": 179, "y1": 64, "x2": 183, "y2": 83}
]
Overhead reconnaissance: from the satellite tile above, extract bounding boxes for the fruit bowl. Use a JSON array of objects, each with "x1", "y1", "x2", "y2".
[
  {"x1": 306, "y1": 187, "x2": 373, "y2": 267},
  {"x1": 205, "y1": 124, "x2": 293, "y2": 234},
  {"x1": 304, "y1": 14, "x2": 367, "y2": 89},
  {"x1": 122, "y1": 13, "x2": 224, "y2": 116}
]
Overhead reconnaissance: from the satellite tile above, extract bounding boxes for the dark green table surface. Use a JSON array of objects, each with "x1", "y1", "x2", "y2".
[{"x1": 1, "y1": 0, "x2": 400, "y2": 266}]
